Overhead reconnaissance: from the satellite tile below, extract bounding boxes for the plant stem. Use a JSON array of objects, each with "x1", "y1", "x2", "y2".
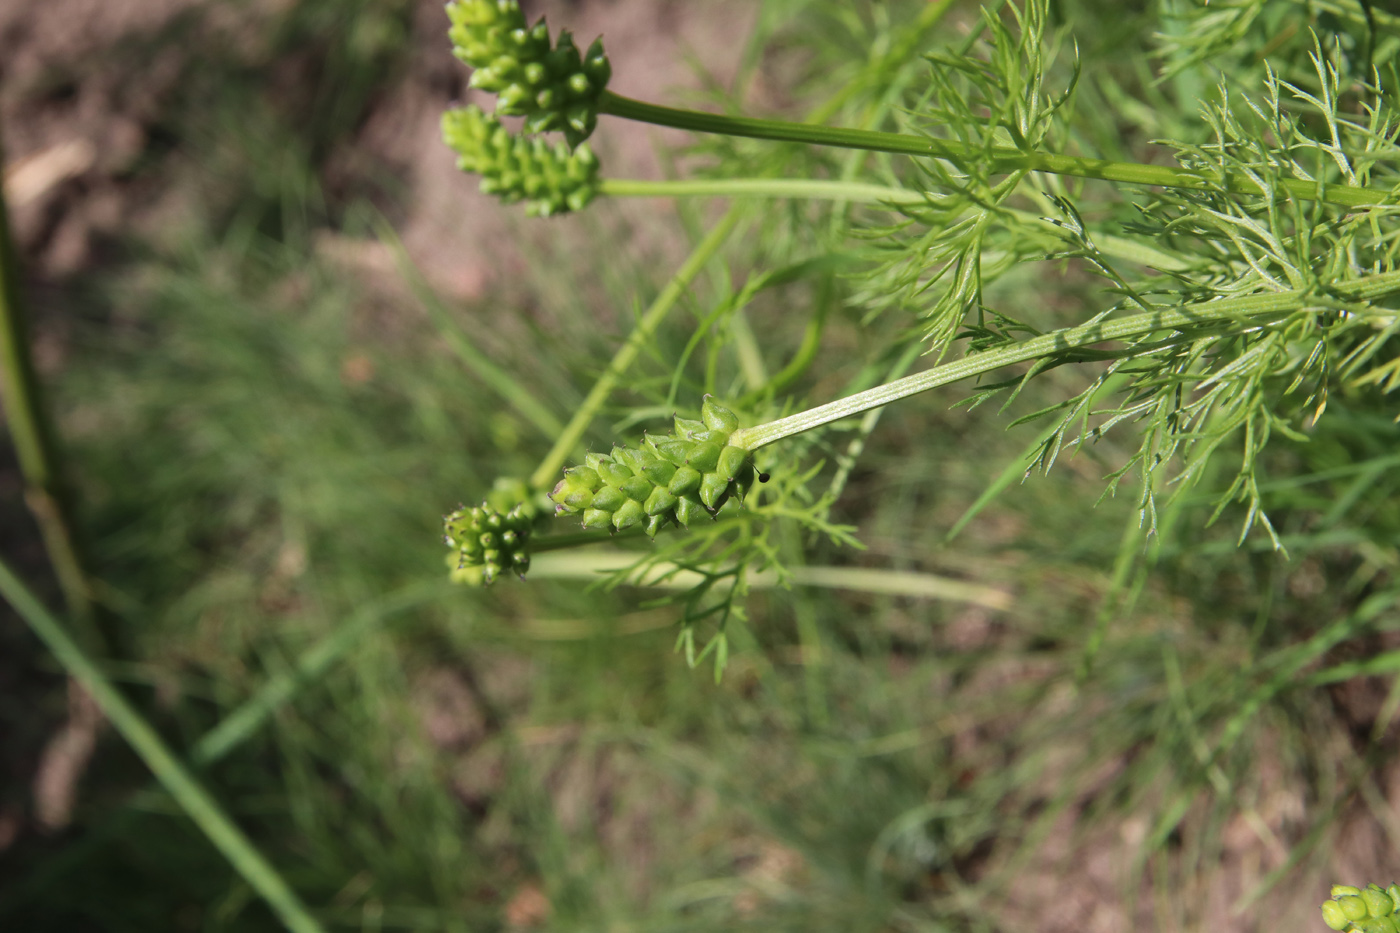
[
  {"x1": 0, "y1": 134, "x2": 97, "y2": 641},
  {"x1": 728, "y1": 268, "x2": 1400, "y2": 450},
  {"x1": 0, "y1": 555, "x2": 327, "y2": 933},
  {"x1": 595, "y1": 90, "x2": 1390, "y2": 208},
  {"x1": 600, "y1": 176, "x2": 1191, "y2": 271},
  {"x1": 599, "y1": 177, "x2": 926, "y2": 204},
  {"x1": 528, "y1": 207, "x2": 743, "y2": 490}
]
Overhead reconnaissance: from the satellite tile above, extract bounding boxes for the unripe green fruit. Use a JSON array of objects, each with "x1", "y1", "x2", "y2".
[
  {"x1": 1337, "y1": 888, "x2": 1366, "y2": 899},
  {"x1": 1324, "y1": 901, "x2": 1353, "y2": 931},
  {"x1": 1342, "y1": 896, "x2": 1372, "y2": 922},
  {"x1": 550, "y1": 397, "x2": 757, "y2": 537},
  {"x1": 1363, "y1": 887, "x2": 1394, "y2": 918}
]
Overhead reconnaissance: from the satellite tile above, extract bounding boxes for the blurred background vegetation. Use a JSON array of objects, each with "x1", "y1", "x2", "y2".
[{"x1": 1, "y1": 0, "x2": 1398, "y2": 930}]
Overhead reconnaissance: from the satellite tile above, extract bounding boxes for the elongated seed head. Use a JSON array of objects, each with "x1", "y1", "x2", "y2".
[
  {"x1": 442, "y1": 105, "x2": 600, "y2": 216},
  {"x1": 549, "y1": 399, "x2": 756, "y2": 537},
  {"x1": 446, "y1": 0, "x2": 610, "y2": 147}
]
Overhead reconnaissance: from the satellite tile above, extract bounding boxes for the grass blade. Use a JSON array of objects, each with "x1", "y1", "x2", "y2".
[{"x1": 0, "y1": 556, "x2": 328, "y2": 933}]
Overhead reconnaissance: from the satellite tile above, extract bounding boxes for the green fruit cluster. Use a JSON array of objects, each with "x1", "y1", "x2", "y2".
[
  {"x1": 550, "y1": 397, "x2": 757, "y2": 536},
  {"x1": 1322, "y1": 884, "x2": 1400, "y2": 932},
  {"x1": 442, "y1": 105, "x2": 599, "y2": 216},
  {"x1": 444, "y1": 501, "x2": 533, "y2": 585},
  {"x1": 446, "y1": 0, "x2": 611, "y2": 147}
]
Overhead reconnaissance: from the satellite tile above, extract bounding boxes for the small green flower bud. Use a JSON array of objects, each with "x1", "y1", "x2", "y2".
[
  {"x1": 1323, "y1": 901, "x2": 1352, "y2": 931},
  {"x1": 1342, "y1": 896, "x2": 1371, "y2": 921},
  {"x1": 641, "y1": 460, "x2": 677, "y2": 486},
  {"x1": 613, "y1": 499, "x2": 645, "y2": 530},
  {"x1": 701, "y1": 396, "x2": 740, "y2": 434},
  {"x1": 673, "y1": 416, "x2": 706, "y2": 439},
  {"x1": 613, "y1": 447, "x2": 651, "y2": 474},
  {"x1": 687, "y1": 443, "x2": 722, "y2": 473},
  {"x1": 1364, "y1": 888, "x2": 1395, "y2": 918},
  {"x1": 1336, "y1": 887, "x2": 1365, "y2": 899},
  {"x1": 591, "y1": 485, "x2": 627, "y2": 512},
  {"x1": 644, "y1": 514, "x2": 667, "y2": 538},
  {"x1": 651, "y1": 438, "x2": 692, "y2": 465},
  {"x1": 673, "y1": 495, "x2": 706, "y2": 527},
  {"x1": 699, "y1": 471, "x2": 730, "y2": 509},
  {"x1": 1387, "y1": 886, "x2": 1400, "y2": 910},
  {"x1": 1361, "y1": 918, "x2": 1399, "y2": 933},
  {"x1": 668, "y1": 465, "x2": 702, "y2": 496},
  {"x1": 597, "y1": 459, "x2": 632, "y2": 487},
  {"x1": 644, "y1": 485, "x2": 678, "y2": 516},
  {"x1": 620, "y1": 475, "x2": 653, "y2": 502},
  {"x1": 582, "y1": 508, "x2": 612, "y2": 529},
  {"x1": 716, "y1": 445, "x2": 749, "y2": 482}
]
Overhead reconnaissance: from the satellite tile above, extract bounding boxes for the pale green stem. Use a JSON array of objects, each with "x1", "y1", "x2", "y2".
[
  {"x1": 600, "y1": 177, "x2": 1191, "y2": 272},
  {"x1": 596, "y1": 90, "x2": 1392, "y2": 208},
  {"x1": 728, "y1": 268, "x2": 1400, "y2": 450},
  {"x1": 600, "y1": 177, "x2": 927, "y2": 203},
  {"x1": 528, "y1": 549, "x2": 1011, "y2": 610},
  {"x1": 0, "y1": 556, "x2": 327, "y2": 933},
  {"x1": 529, "y1": 207, "x2": 743, "y2": 489}
]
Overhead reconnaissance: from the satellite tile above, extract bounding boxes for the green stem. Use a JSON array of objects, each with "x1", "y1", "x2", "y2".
[
  {"x1": 599, "y1": 177, "x2": 926, "y2": 204},
  {"x1": 728, "y1": 269, "x2": 1400, "y2": 450},
  {"x1": 0, "y1": 135, "x2": 96, "y2": 637},
  {"x1": 528, "y1": 207, "x2": 743, "y2": 490},
  {"x1": 601, "y1": 176, "x2": 1191, "y2": 271},
  {"x1": 0, "y1": 555, "x2": 327, "y2": 933},
  {"x1": 595, "y1": 90, "x2": 1391, "y2": 208}
]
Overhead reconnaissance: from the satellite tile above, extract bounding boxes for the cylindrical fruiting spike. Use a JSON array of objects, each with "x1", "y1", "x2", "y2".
[
  {"x1": 549, "y1": 398, "x2": 756, "y2": 535},
  {"x1": 442, "y1": 105, "x2": 600, "y2": 216},
  {"x1": 446, "y1": 0, "x2": 610, "y2": 147},
  {"x1": 443, "y1": 498, "x2": 536, "y2": 586}
]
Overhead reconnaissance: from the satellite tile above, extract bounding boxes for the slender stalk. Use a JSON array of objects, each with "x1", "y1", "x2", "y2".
[
  {"x1": 0, "y1": 136, "x2": 95, "y2": 636},
  {"x1": 600, "y1": 176, "x2": 1192, "y2": 271},
  {"x1": 599, "y1": 176, "x2": 926, "y2": 204},
  {"x1": 728, "y1": 268, "x2": 1400, "y2": 450},
  {"x1": 0, "y1": 555, "x2": 327, "y2": 933},
  {"x1": 596, "y1": 90, "x2": 1391, "y2": 208},
  {"x1": 529, "y1": 207, "x2": 743, "y2": 489}
]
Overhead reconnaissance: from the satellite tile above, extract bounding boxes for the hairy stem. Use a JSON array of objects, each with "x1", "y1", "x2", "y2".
[
  {"x1": 529, "y1": 207, "x2": 743, "y2": 489},
  {"x1": 596, "y1": 91, "x2": 1389, "y2": 208},
  {"x1": 728, "y1": 269, "x2": 1400, "y2": 450}
]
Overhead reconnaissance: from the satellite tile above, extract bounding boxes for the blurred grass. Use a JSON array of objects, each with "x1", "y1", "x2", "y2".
[{"x1": 1, "y1": 0, "x2": 1398, "y2": 931}]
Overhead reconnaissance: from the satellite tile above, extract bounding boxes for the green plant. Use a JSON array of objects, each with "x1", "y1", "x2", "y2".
[{"x1": 439, "y1": 0, "x2": 1400, "y2": 680}]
